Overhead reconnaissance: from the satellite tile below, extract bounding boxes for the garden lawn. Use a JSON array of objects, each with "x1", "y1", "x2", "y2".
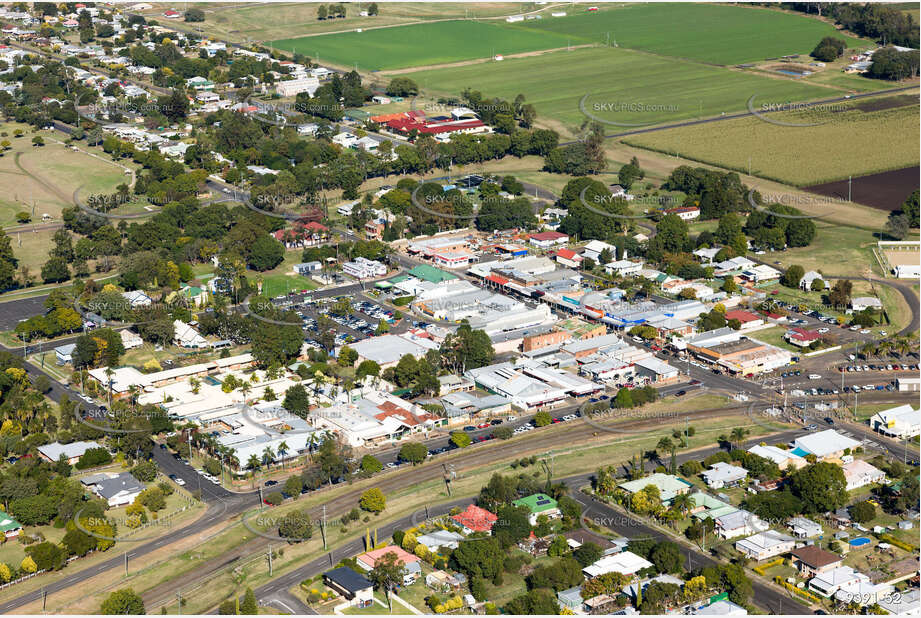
[
  {"x1": 521, "y1": 3, "x2": 868, "y2": 65},
  {"x1": 409, "y1": 47, "x2": 834, "y2": 135},
  {"x1": 271, "y1": 20, "x2": 576, "y2": 71}
]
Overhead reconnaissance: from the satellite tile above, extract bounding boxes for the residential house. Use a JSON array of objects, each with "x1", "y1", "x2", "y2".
[
  {"x1": 557, "y1": 586, "x2": 585, "y2": 612},
  {"x1": 665, "y1": 206, "x2": 700, "y2": 220},
  {"x1": 356, "y1": 546, "x2": 421, "y2": 585},
  {"x1": 512, "y1": 493, "x2": 560, "y2": 525},
  {"x1": 173, "y1": 320, "x2": 209, "y2": 348},
  {"x1": 849, "y1": 297, "x2": 883, "y2": 314},
  {"x1": 552, "y1": 248, "x2": 582, "y2": 268},
  {"x1": 799, "y1": 271, "x2": 828, "y2": 291},
  {"x1": 583, "y1": 551, "x2": 653, "y2": 578},
  {"x1": 692, "y1": 600, "x2": 748, "y2": 615},
  {"x1": 791, "y1": 546, "x2": 844, "y2": 578},
  {"x1": 0, "y1": 511, "x2": 21, "y2": 538},
  {"x1": 55, "y1": 343, "x2": 77, "y2": 365},
  {"x1": 451, "y1": 504, "x2": 498, "y2": 536},
  {"x1": 702, "y1": 462, "x2": 748, "y2": 489},
  {"x1": 84, "y1": 472, "x2": 145, "y2": 507},
  {"x1": 323, "y1": 567, "x2": 373, "y2": 609},
  {"x1": 120, "y1": 329, "x2": 143, "y2": 350},
  {"x1": 528, "y1": 231, "x2": 569, "y2": 248},
  {"x1": 784, "y1": 327, "x2": 822, "y2": 348},
  {"x1": 37, "y1": 440, "x2": 100, "y2": 465},
  {"x1": 748, "y1": 445, "x2": 807, "y2": 471},
  {"x1": 841, "y1": 459, "x2": 886, "y2": 491},
  {"x1": 788, "y1": 516, "x2": 823, "y2": 539},
  {"x1": 734, "y1": 530, "x2": 795, "y2": 560},
  {"x1": 416, "y1": 530, "x2": 464, "y2": 552},
  {"x1": 618, "y1": 473, "x2": 693, "y2": 505},
  {"x1": 714, "y1": 509, "x2": 767, "y2": 539},
  {"x1": 122, "y1": 290, "x2": 152, "y2": 307}
]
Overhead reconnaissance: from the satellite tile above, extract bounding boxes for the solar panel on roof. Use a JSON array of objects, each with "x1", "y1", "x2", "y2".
[{"x1": 536, "y1": 499, "x2": 552, "y2": 506}]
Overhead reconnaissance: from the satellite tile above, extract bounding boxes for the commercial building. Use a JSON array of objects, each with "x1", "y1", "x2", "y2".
[
  {"x1": 275, "y1": 76, "x2": 320, "y2": 97},
  {"x1": 792, "y1": 430, "x2": 861, "y2": 460},
  {"x1": 869, "y1": 403, "x2": 920, "y2": 438},
  {"x1": 690, "y1": 334, "x2": 792, "y2": 376},
  {"x1": 342, "y1": 257, "x2": 387, "y2": 279},
  {"x1": 348, "y1": 333, "x2": 440, "y2": 369},
  {"x1": 313, "y1": 391, "x2": 437, "y2": 448},
  {"x1": 465, "y1": 362, "x2": 569, "y2": 410}
]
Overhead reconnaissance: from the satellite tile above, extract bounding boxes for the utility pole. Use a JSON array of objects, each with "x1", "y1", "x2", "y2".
[
  {"x1": 124, "y1": 552, "x2": 128, "y2": 577},
  {"x1": 848, "y1": 176, "x2": 852, "y2": 202},
  {"x1": 321, "y1": 505, "x2": 328, "y2": 549},
  {"x1": 177, "y1": 591, "x2": 182, "y2": 616},
  {"x1": 267, "y1": 548, "x2": 273, "y2": 576}
]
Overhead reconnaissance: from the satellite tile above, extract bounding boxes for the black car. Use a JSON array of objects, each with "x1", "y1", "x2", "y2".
[
  {"x1": 490, "y1": 419, "x2": 503, "y2": 425},
  {"x1": 675, "y1": 390, "x2": 687, "y2": 397},
  {"x1": 824, "y1": 417, "x2": 834, "y2": 424},
  {"x1": 265, "y1": 480, "x2": 279, "y2": 487}
]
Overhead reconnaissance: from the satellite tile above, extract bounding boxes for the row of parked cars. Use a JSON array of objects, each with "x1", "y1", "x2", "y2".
[{"x1": 840, "y1": 363, "x2": 917, "y2": 372}]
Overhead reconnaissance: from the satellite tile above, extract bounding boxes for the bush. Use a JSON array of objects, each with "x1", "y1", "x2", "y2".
[
  {"x1": 265, "y1": 491, "x2": 284, "y2": 505},
  {"x1": 76, "y1": 447, "x2": 112, "y2": 469}
]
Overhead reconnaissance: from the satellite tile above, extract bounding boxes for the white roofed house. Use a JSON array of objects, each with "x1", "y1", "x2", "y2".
[
  {"x1": 582, "y1": 551, "x2": 652, "y2": 578},
  {"x1": 173, "y1": 319, "x2": 209, "y2": 349},
  {"x1": 849, "y1": 296, "x2": 883, "y2": 314},
  {"x1": 799, "y1": 270, "x2": 828, "y2": 291},
  {"x1": 702, "y1": 461, "x2": 748, "y2": 489},
  {"x1": 37, "y1": 440, "x2": 101, "y2": 465},
  {"x1": 841, "y1": 459, "x2": 886, "y2": 491},
  {"x1": 714, "y1": 509, "x2": 768, "y2": 539},
  {"x1": 734, "y1": 530, "x2": 795, "y2": 561},
  {"x1": 748, "y1": 444, "x2": 807, "y2": 471},
  {"x1": 122, "y1": 290, "x2": 152, "y2": 307},
  {"x1": 788, "y1": 516, "x2": 824, "y2": 539}
]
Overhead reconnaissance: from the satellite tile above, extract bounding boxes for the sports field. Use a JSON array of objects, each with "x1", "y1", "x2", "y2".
[
  {"x1": 409, "y1": 46, "x2": 834, "y2": 134},
  {"x1": 623, "y1": 97, "x2": 920, "y2": 186},
  {"x1": 522, "y1": 3, "x2": 868, "y2": 65},
  {"x1": 271, "y1": 20, "x2": 575, "y2": 71}
]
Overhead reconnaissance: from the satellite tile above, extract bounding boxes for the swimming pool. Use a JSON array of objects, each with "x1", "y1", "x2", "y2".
[{"x1": 849, "y1": 537, "x2": 871, "y2": 547}]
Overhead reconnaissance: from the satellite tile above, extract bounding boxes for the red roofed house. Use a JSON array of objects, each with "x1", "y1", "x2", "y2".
[
  {"x1": 163, "y1": 9, "x2": 181, "y2": 18},
  {"x1": 552, "y1": 248, "x2": 583, "y2": 268},
  {"x1": 356, "y1": 546, "x2": 421, "y2": 584},
  {"x1": 452, "y1": 504, "x2": 498, "y2": 534},
  {"x1": 272, "y1": 221, "x2": 329, "y2": 248},
  {"x1": 724, "y1": 310, "x2": 764, "y2": 330},
  {"x1": 785, "y1": 327, "x2": 822, "y2": 348},
  {"x1": 528, "y1": 231, "x2": 569, "y2": 249}
]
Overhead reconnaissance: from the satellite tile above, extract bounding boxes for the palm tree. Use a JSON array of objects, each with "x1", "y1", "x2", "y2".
[
  {"x1": 730, "y1": 427, "x2": 749, "y2": 450},
  {"x1": 670, "y1": 492, "x2": 694, "y2": 517},
  {"x1": 240, "y1": 382, "x2": 252, "y2": 402},
  {"x1": 261, "y1": 446, "x2": 275, "y2": 470},
  {"x1": 277, "y1": 441, "x2": 289, "y2": 470},
  {"x1": 247, "y1": 454, "x2": 260, "y2": 488}
]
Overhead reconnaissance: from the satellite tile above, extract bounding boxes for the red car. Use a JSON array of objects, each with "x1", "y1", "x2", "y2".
[{"x1": 477, "y1": 423, "x2": 490, "y2": 429}]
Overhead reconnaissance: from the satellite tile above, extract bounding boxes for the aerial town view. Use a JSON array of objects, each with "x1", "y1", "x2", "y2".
[{"x1": 0, "y1": 0, "x2": 917, "y2": 616}]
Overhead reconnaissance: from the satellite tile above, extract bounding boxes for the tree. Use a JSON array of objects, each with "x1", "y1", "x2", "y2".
[
  {"x1": 398, "y1": 441, "x2": 428, "y2": 465},
  {"x1": 278, "y1": 509, "x2": 313, "y2": 541},
  {"x1": 572, "y1": 542, "x2": 602, "y2": 567},
  {"x1": 451, "y1": 536, "x2": 504, "y2": 581},
  {"x1": 240, "y1": 588, "x2": 258, "y2": 615},
  {"x1": 386, "y1": 77, "x2": 418, "y2": 97},
  {"x1": 283, "y1": 384, "x2": 311, "y2": 418},
  {"x1": 368, "y1": 552, "x2": 407, "y2": 611},
  {"x1": 360, "y1": 487, "x2": 386, "y2": 513},
  {"x1": 534, "y1": 411, "x2": 551, "y2": 427},
  {"x1": 41, "y1": 256, "x2": 70, "y2": 283},
  {"x1": 184, "y1": 7, "x2": 205, "y2": 21},
  {"x1": 781, "y1": 264, "x2": 805, "y2": 288},
  {"x1": 360, "y1": 455, "x2": 383, "y2": 474},
  {"x1": 829, "y1": 279, "x2": 853, "y2": 309},
  {"x1": 790, "y1": 462, "x2": 848, "y2": 513},
  {"x1": 850, "y1": 500, "x2": 876, "y2": 523},
  {"x1": 450, "y1": 431, "x2": 472, "y2": 448},
  {"x1": 101, "y1": 589, "x2": 145, "y2": 615}
]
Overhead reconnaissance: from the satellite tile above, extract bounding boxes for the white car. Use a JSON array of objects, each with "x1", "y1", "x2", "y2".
[
  {"x1": 175, "y1": 477, "x2": 186, "y2": 486},
  {"x1": 850, "y1": 325, "x2": 861, "y2": 331},
  {"x1": 818, "y1": 328, "x2": 829, "y2": 334},
  {"x1": 507, "y1": 416, "x2": 517, "y2": 422},
  {"x1": 808, "y1": 374, "x2": 822, "y2": 380},
  {"x1": 862, "y1": 384, "x2": 874, "y2": 390},
  {"x1": 859, "y1": 329, "x2": 870, "y2": 335}
]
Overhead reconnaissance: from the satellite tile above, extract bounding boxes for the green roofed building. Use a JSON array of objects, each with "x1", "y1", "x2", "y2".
[
  {"x1": 408, "y1": 265, "x2": 457, "y2": 284},
  {"x1": 512, "y1": 493, "x2": 561, "y2": 525},
  {"x1": 0, "y1": 510, "x2": 22, "y2": 538},
  {"x1": 344, "y1": 109, "x2": 370, "y2": 121},
  {"x1": 618, "y1": 473, "x2": 693, "y2": 505}
]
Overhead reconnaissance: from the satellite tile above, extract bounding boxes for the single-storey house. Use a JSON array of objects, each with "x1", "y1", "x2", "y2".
[
  {"x1": 37, "y1": 440, "x2": 100, "y2": 465},
  {"x1": 734, "y1": 530, "x2": 795, "y2": 561},
  {"x1": 702, "y1": 462, "x2": 748, "y2": 489},
  {"x1": 791, "y1": 546, "x2": 843, "y2": 578},
  {"x1": 512, "y1": 493, "x2": 560, "y2": 525},
  {"x1": 323, "y1": 567, "x2": 373, "y2": 608},
  {"x1": 452, "y1": 504, "x2": 498, "y2": 534},
  {"x1": 356, "y1": 546, "x2": 421, "y2": 585}
]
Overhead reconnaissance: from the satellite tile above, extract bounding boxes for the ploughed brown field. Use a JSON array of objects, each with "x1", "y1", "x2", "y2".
[{"x1": 805, "y1": 166, "x2": 920, "y2": 212}]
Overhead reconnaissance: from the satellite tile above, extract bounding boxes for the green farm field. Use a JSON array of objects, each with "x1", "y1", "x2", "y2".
[
  {"x1": 622, "y1": 97, "x2": 920, "y2": 186},
  {"x1": 520, "y1": 3, "x2": 869, "y2": 65},
  {"x1": 271, "y1": 20, "x2": 576, "y2": 71},
  {"x1": 409, "y1": 47, "x2": 836, "y2": 134}
]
